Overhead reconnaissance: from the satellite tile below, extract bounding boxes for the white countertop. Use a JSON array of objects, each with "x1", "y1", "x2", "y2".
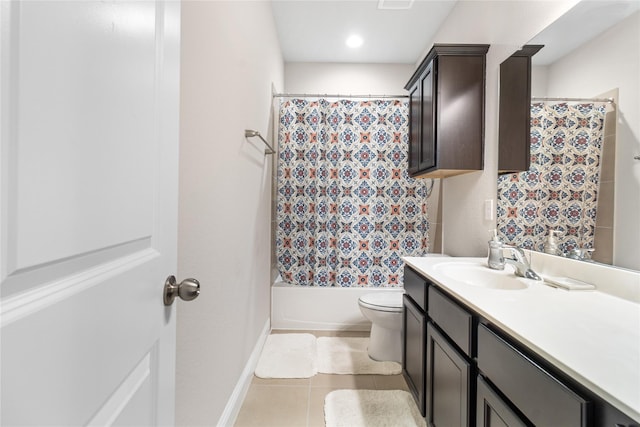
[{"x1": 403, "y1": 256, "x2": 640, "y2": 422}]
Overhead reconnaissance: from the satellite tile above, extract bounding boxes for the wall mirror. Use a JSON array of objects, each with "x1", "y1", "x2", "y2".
[{"x1": 496, "y1": 0, "x2": 640, "y2": 271}]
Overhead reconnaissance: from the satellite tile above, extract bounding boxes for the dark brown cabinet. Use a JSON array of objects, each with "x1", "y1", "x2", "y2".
[
  {"x1": 477, "y1": 324, "x2": 590, "y2": 427},
  {"x1": 402, "y1": 266, "x2": 637, "y2": 426},
  {"x1": 425, "y1": 286, "x2": 475, "y2": 426},
  {"x1": 408, "y1": 61, "x2": 436, "y2": 175},
  {"x1": 593, "y1": 402, "x2": 640, "y2": 427},
  {"x1": 476, "y1": 375, "x2": 528, "y2": 427},
  {"x1": 404, "y1": 265, "x2": 428, "y2": 311},
  {"x1": 403, "y1": 267, "x2": 429, "y2": 415},
  {"x1": 426, "y1": 322, "x2": 472, "y2": 427},
  {"x1": 428, "y1": 286, "x2": 473, "y2": 356},
  {"x1": 405, "y1": 44, "x2": 489, "y2": 179},
  {"x1": 403, "y1": 295, "x2": 426, "y2": 416},
  {"x1": 498, "y1": 45, "x2": 543, "y2": 174}
]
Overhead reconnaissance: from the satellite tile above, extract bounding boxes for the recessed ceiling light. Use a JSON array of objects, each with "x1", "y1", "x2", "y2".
[
  {"x1": 346, "y1": 34, "x2": 364, "y2": 48},
  {"x1": 378, "y1": 0, "x2": 415, "y2": 10}
]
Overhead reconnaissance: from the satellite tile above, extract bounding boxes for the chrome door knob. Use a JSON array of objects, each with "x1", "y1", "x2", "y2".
[{"x1": 164, "y1": 275, "x2": 200, "y2": 306}]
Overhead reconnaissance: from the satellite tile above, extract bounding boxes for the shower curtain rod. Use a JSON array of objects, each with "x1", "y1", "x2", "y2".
[
  {"x1": 273, "y1": 93, "x2": 409, "y2": 99},
  {"x1": 532, "y1": 96, "x2": 615, "y2": 104}
]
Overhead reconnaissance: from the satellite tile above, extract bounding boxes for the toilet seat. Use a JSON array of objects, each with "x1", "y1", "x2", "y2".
[{"x1": 358, "y1": 292, "x2": 404, "y2": 312}]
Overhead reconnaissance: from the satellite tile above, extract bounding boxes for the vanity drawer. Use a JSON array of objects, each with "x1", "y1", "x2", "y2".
[
  {"x1": 477, "y1": 324, "x2": 590, "y2": 427},
  {"x1": 428, "y1": 286, "x2": 473, "y2": 356},
  {"x1": 404, "y1": 267, "x2": 428, "y2": 311}
]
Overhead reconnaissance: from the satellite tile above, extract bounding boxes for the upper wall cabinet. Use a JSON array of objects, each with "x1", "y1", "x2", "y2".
[
  {"x1": 405, "y1": 44, "x2": 489, "y2": 179},
  {"x1": 498, "y1": 45, "x2": 543, "y2": 174}
]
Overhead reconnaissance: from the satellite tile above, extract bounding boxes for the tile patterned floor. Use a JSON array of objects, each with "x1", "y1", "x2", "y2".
[{"x1": 234, "y1": 330, "x2": 409, "y2": 427}]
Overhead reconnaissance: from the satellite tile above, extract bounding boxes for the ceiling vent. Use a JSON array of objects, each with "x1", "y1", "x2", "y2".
[{"x1": 377, "y1": 0, "x2": 415, "y2": 10}]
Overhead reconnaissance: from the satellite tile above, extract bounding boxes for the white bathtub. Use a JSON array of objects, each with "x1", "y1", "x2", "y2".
[{"x1": 271, "y1": 280, "x2": 405, "y2": 331}]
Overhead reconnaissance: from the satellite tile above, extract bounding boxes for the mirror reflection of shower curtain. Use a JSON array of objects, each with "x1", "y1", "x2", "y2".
[
  {"x1": 275, "y1": 99, "x2": 430, "y2": 287},
  {"x1": 497, "y1": 102, "x2": 607, "y2": 255}
]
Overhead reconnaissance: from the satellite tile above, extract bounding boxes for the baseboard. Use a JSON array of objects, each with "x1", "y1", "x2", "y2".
[{"x1": 216, "y1": 318, "x2": 271, "y2": 427}]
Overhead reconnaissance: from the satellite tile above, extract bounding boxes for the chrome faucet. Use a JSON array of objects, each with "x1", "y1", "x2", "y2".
[
  {"x1": 567, "y1": 247, "x2": 595, "y2": 261},
  {"x1": 504, "y1": 246, "x2": 542, "y2": 280}
]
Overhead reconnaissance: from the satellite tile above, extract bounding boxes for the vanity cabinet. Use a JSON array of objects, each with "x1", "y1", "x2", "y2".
[
  {"x1": 593, "y1": 403, "x2": 640, "y2": 427},
  {"x1": 426, "y1": 322, "x2": 472, "y2": 427},
  {"x1": 402, "y1": 265, "x2": 639, "y2": 426},
  {"x1": 403, "y1": 295, "x2": 426, "y2": 416},
  {"x1": 498, "y1": 45, "x2": 543, "y2": 174},
  {"x1": 477, "y1": 324, "x2": 590, "y2": 426},
  {"x1": 404, "y1": 264, "x2": 428, "y2": 311},
  {"x1": 405, "y1": 44, "x2": 489, "y2": 179},
  {"x1": 403, "y1": 266, "x2": 478, "y2": 425},
  {"x1": 428, "y1": 286, "x2": 473, "y2": 355},
  {"x1": 476, "y1": 375, "x2": 528, "y2": 427},
  {"x1": 426, "y1": 286, "x2": 475, "y2": 427},
  {"x1": 402, "y1": 267, "x2": 429, "y2": 415}
]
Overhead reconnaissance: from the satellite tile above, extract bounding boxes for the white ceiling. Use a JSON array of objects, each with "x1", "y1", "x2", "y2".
[
  {"x1": 271, "y1": 0, "x2": 458, "y2": 64},
  {"x1": 529, "y1": 0, "x2": 640, "y2": 65},
  {"x1": 271, "y1": 0, "x2": 640, "y2": 65}
]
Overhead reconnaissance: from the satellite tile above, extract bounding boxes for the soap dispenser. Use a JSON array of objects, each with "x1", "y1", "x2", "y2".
[
  {"x1": 487, "y1": 230, "x2": 505, "y2": 270},
  {"x1": 544, "y1": 230, "x2": 560, "y2": 255}
]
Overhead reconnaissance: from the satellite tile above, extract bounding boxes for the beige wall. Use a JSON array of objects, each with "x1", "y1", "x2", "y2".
[
  {"x1": 177, "y1": 1, "x2": 283, "y2": 425},
  {"x1": 417, "y1": 0, "x2": 580, "y2": 257},
  {"x1": 593, "y1": 100, "x2": 617, "y2": 266},
  {"x1": 284, "y1": 62, "x2": 414, "y2": 95}
]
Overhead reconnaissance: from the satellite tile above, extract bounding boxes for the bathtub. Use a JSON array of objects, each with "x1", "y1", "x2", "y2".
[
  {"x1": 271, "y1": 256, "x2": 449, "y2": 330},
  {"x1": 271, "y1": 279, "x2": 405, "y2": 331}
]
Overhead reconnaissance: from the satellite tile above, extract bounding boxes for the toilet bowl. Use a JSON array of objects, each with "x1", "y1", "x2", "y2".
[{"x1": 358, "y1": 291, "x2": 404, "y2": 363}]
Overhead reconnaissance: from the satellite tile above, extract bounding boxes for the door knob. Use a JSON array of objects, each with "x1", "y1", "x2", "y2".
[{"x1": 164, "y1": 275, "x2": 200, "y2": 306}]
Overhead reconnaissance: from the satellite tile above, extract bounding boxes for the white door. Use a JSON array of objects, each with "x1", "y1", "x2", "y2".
[{"x1": 0, "y1": 1, "x2": 182, "y2": 425}]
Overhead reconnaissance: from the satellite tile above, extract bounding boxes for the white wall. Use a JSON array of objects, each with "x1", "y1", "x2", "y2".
[
  {"x1": 284, "y1": 62, "x2": 414, "y2": 95},
  {"x1": 539, "y1": 11, "x2": 640, "y2": 270},
  {"x1": 416, "y1": 0, "x2": 580, "y2": 257},
  {"x1": 177, "y1": 1, "x2": 283, "y2": 425}
]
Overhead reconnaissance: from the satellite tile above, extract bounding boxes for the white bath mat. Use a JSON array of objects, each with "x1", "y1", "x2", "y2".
[
  {"x1": 317, "y1": 337, "x2": 401, "y2": 375},
  {"x1": 254, "y1": 333, "x2": 317, "y2": 378},
  {"x1": 325, "y1": 389, "x2": 426, "y2": 427}
]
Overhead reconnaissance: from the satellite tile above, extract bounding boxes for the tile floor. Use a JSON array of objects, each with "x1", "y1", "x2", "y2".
[{"x1": 234, "y1": 330, "x2": 410, "y2": 427}]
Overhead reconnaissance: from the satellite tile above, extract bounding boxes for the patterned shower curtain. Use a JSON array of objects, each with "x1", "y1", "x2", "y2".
[
  {"x1": 276, "y1": 99, "x2": 429, "y2": 287},
  {"x1": 497, "y1": 102, "x2": 606, "y2": 254}
]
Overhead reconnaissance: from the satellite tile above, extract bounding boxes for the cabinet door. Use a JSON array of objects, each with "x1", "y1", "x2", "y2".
[
  {"x1": 478, "y1": 324, "x2": 590, "y2": 427},
  {"x1": 404, "y1": 266, "x2": 428, "y2": 312},
  {"x1": 477, "y1": 375, "x2": 529, "y2": 427},
  {"x1": 498, "y1": 54, "x2": 531, "y2": 173},
  {"x1": 594, "y1": 402, "x2": 640, "y2": 427},
  {"x1": 498, "y1": 45, "x2": 542, "y2": 173},
  {"x1": 426, "y1": 322, "x2": 471, "y2": 427},
  {"x1": 428, "y1": 286, "x2": 473, "y2": 357},
  {"x1": 403, "y1": 295, "x2": 426, "y2": 416},
  {"x1": 408, "y1": 82, "x2": 421, "y2": 175},
  {"x1": 419, "y1": 60, "x2": 436, "y2": 171}
]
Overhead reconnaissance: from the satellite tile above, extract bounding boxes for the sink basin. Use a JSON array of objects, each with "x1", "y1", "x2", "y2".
[{"x1": 433, "y1": 262, "x2": 530, "y2": 290}]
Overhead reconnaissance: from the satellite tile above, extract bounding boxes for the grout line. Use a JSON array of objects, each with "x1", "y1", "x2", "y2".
[{"x1": 306, "y1": 378, "x2": 313, "y2": 427}]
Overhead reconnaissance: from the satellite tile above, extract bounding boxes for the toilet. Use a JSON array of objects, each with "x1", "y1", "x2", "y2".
[{"x1": 358, "y1": 291, "x2": 404, "y2": 363}]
